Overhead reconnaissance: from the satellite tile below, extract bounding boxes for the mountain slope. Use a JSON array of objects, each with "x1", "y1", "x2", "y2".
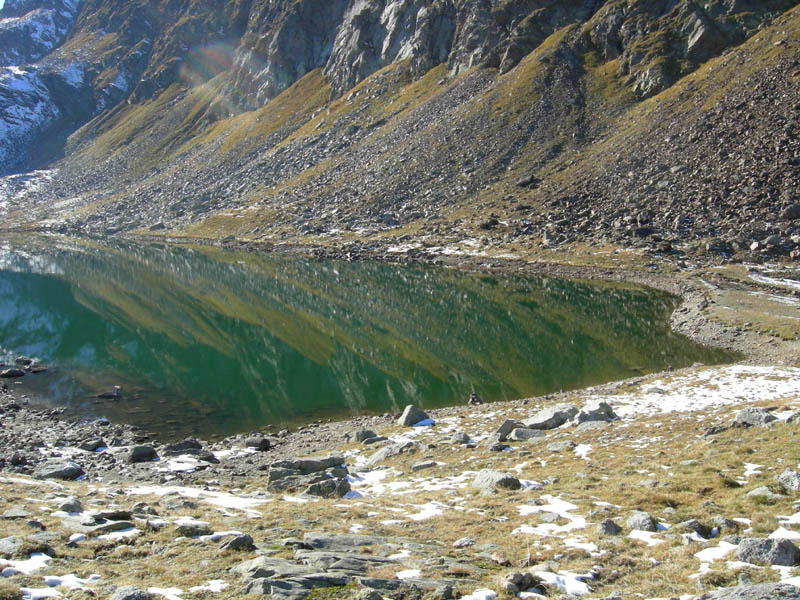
[{"x1": 0, "y1": 0, "x2": 798, "y2": 261}]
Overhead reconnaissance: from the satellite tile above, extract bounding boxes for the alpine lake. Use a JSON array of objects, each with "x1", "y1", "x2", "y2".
[{"x1": 0, "y1": 235, "x2": 731, "y2": 440}]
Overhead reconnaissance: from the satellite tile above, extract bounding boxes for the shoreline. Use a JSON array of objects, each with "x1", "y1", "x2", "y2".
[{"x1": 1, "y1": 235, "x2": 798, "y2": 484}]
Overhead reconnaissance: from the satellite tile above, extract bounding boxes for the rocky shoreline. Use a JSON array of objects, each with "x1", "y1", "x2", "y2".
[{"x1": 1, "y1": 245, "x2": 800, "y2": 600}]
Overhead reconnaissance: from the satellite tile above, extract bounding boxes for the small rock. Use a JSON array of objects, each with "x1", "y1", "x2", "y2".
[
  {"x1": 626, "y1": 511, "x2": 657, "y2": 532},
  {"x1": 453, "y1": 537, "x2": 476, "y2": 548},
  {"x1": 304, "y1": 478, "x2": 351, "y2": 498},
  {"x1": 34, "y1": 460, "x2": 84, "y2": 480},
  {"x1": 472, "y1": 469, "x2": 521, "y2": 494},
  {"x1": 1, "y1": 508, "x2": 31, "y2": 520},
  {"x1": 781, "y1": 204, "x2": 800, "y2": 220},
  {"x1": 175, "y1": 520, "x2": 213, "y2": 537},
  {"x1": 411, "y1": 461, "x2": 436, "y2": 472},
  {"x1": 353, "y1": 430, "x2": 378, "y2": 443},
  {"x1": 449, "y1": 432, "x2": 472, "y2": 445},
  {"x1": 245, "y1": 436, "x2": 271, "y2": 451},
  {"x1": 597, "y1": 519, "x2": 622, "y2": 536},
  {"x1": 220, "y1": 533, "x2": 255, "y2": 551},
  {"x1": 79, "y1": 439, "x2": 106, "y2": 452},
  {"x1": 58, "y1": 497, "x2": 83, "y2": 513},
  {"x1": 747, "y1": 486, "x2": 786, "y2": 501},
  {"x1": 110, "y1": 587, "x2": 155, "y2": 600}
]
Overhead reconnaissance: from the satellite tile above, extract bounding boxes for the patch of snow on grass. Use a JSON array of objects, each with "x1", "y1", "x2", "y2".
[
  {"x1": 535, "y1": 571, "x2": 593, "y2": 595},
  {"x1": 1, "y1": 553, "x2": 52, "y2": 576},
  {"x1": 611, "y1": 366, "x2": 800, "y2": 418},
  {"x1": 42, "y1": 574, "x2": 100, "y2": 589},
  {"x1": 628, "y1": 530, "x2": 663, "y2": 546},
  {"x1": 189, "y1": 580, "x2": 228, "y2": 593}
]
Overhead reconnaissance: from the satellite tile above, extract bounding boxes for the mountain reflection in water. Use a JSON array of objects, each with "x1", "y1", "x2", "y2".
[{"x1": 0, "y1": 236, "x2": 730, "y2": 438}]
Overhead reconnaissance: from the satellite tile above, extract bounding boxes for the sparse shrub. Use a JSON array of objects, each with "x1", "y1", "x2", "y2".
[{"x1": 0, "y1": 582, "x2": 23, "y2": 600}]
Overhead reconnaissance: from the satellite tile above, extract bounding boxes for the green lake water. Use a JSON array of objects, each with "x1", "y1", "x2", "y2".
[{"x1": 0, "y1": 235, "x2": 730, "y2": 439}]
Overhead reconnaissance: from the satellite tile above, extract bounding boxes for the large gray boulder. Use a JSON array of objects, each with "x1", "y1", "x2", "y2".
[
  {"x1": 472, "y1": 469, "x2": 521, "y2": 494},
  {"x1": 397, "y1": 405, "x2": 430, "y2": 427},
  {"x1": 33, "y1": 460, "x2": 84, "y2": 480},
  {"x1": 127, "y1": 445, "x2": 159, "y2": 463},
  {"x1": 698, "y1": 582, "x2": 800, "y2": 599},
  {"x1": 735, "y1": 538, "x2": 800, "y2": 566},
  {"x1": 522, "y1": 404, "x2": 578, "y2": 430},
  {"x1": 732, "y1": 407, "x2": 777, "y2": 428}
]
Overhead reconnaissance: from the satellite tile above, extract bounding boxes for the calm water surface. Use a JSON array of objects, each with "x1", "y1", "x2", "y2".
[{"x1": 0, "y1": 235, "x2": 730, "y2": 438}]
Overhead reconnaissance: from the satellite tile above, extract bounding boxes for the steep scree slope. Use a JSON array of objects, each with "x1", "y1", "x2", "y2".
[{"x1": 0, "y1": 0, "x2": 798, "y2": 261}]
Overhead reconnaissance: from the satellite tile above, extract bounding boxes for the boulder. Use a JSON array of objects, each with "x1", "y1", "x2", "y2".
[
  {"x1": 304, "y1": 478, "x2": 351, "y2": 498},
  {"x1": 776, "y1": 469, "x2": 800, "y2": 492},
  {"x1": 626, "y1": 511, "x2": 657, "y2": 532},
  {"x1": 736, "y1": 538, "x2": 800, "y2": 566},
  {"x1": 597, "y1": 519, "x2": 622, "y2": 536},
  {"x1": 353, "y1": 430, "x2": 377, "y2": 443},
  {"x1": 33, "y1": 460, "x2": 84, "y2": 480},
  {"x1": 245, "y1": 436, "x2": 271, "y2": 451},
  {"x1": 110, "y1": 587, "x2": 155, "y2": 600},
  {"x1": 496, "y1": 419, "x2": 525, "y2": 441},
  {"x1": 573, "y1": 400, "x2": 618, "y2": 425},
  {"x1": 57, "y1": 497, "x2": 83, "y2": 513},
  {"x1": 220, "y1": 533, "x2": 255, "y2": 552},
  {"x1": 471, "y1": 469, "x2": 521, "y2": 494},
  {"x1": 365, "y1": 440, "x2": 418, "y2": 468},
  {"x1": 128, "y1": 445, "x2": 158, "y2": 463},
  {"x1": 175, "y1": 520, "x2": 213, "y2": 537},
  {"x1": 523, "y1": 404, "x2": 577, "y2": 430},
  {"x1": 732, "y1": 407, "x2": 777, "y2": 428},
  {"x1": 747, "y1": 486, "x2": 786, "y2": 501},
  {"x1": 397, "y1": 405, "x2": 430, "y2": 427},
  {"x1": 163, "y1": 439, "x2": 203, "y2": 454},
  {"x1": 780, "y1": 204, "x2": 800, "y2": 220},
  {"x1": 449, "y1": 432, "x2": 472, "y2": 445}
]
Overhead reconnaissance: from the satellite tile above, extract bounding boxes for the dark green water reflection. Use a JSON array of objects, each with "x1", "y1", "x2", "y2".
[{"x1": 0, "y1": 235, "x2": 730, "y2": 438}]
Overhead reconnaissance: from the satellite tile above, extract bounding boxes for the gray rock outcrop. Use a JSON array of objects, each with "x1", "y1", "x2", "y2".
[
  {"x1": 523, "y1": 404, "x2": 578, "y2": 430},
  {"x1": 735, "y1": 538, "x2": 800, "y2": 566},
  {"x1": 471, "y1": 469, "x2": 521, "y2": 494},
  {"x1": 626, "y1": 511, "x2": 657, "y2": 532},
  {"x1": 732, "y1": 407, "x2": 777, "y2": 428}
]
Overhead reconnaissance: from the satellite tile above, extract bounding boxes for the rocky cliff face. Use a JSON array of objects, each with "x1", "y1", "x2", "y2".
[{"x1": 0, "y1": 0, "x2": 798, "y2": 260}]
